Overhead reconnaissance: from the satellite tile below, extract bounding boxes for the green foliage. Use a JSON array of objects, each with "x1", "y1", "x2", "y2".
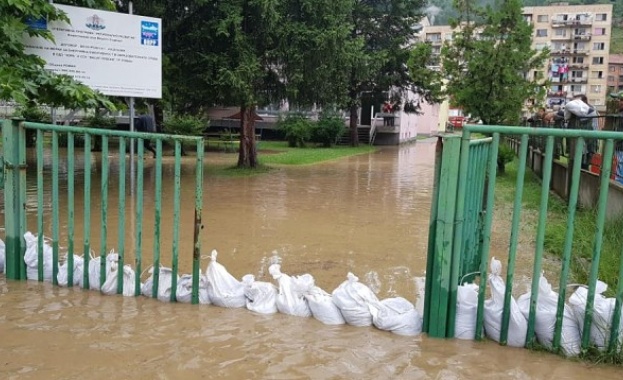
[
  {"x1": 13, "y1": 105, "x2": 51, "y2": 147},
  {"x1": 497, "y1": 142, "x2": 516, "y2": 173},
  {"x1": 277, "y1": 113, "x2": 313, "y2": 147},
  {"x1": 441, "y1": 0, "x2": 549, "y2": 125},
  {"x1": 0, "y1": 0, "x2": 115, "y2": 110},
  {"x1": 311, "y1": 112, "x2": 345, "y2": 147},
  {"x1": 163, "y1": 114, "x2": 207, "y2": 136},
  {"x1": 82, "y1": 113, "x2": 116, "y2": 129}
]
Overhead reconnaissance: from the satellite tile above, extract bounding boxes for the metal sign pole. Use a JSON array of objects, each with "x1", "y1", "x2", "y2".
[{"x1": 129, "y1": 1, "x2": 135, "y2": 194}]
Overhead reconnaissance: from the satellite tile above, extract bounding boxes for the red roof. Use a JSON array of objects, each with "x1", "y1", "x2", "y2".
[{"x1": 609, "y1": 54, "x2": 623, "y2": 65}]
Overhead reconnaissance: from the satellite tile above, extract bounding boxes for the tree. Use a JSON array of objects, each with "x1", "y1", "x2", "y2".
[
  {"x1": 345, "y1": 0, "x2": 442, "y2": 146},
  {"x1": 440, "y1": 0, "x2": 549, "y2": 125},
  {"x1": 150, "y1": 0, "x2": 354, "y2": 168},
  {"x1": 0, "y1": 0, "x2": 115, "y2": 109}
]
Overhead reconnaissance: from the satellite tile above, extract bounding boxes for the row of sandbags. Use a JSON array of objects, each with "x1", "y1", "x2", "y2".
[
  {"x1": 17, "y1": 232, "x2": 423, "y2": 336},
  {"x1": 456, "y1": 257, "x2": 623, "y2": 356}
]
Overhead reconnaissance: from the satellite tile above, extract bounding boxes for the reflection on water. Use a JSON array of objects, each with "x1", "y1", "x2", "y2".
[{"x1": 0, "y1": 141, "x2": 620, "y2": 379}]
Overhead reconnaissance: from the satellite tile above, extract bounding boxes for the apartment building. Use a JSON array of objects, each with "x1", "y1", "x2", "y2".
[
  {"x1": 421, "y1": 4, "x2": 613, "y2": 112},
  {"x1": 524, "y1": 4, "x2": 612, "y2": 111},
  {"x1": 608, "y1": 54, "x2": 623, "y2": 94}
]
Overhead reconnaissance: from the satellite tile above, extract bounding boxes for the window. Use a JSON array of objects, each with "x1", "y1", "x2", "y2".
[
  {"x1": 537, "y1": 15, "x2": 548, "y2": 22},
  {"x1": 570, "y1": 85, "x2": 585, "y2": 93},
  {"x1": 426, "y1": 33, "x2": 441, "y2": 42},
  {"x1": 593, "y1": 98, "x2": 604, "y2": 106},
  {"x1": 591, "y1": 85, "x2": 602, "y2": 93},
  {"x1": 524, "y1": 14, "x2": 533, "y2": 23},
  {"x1": 592, "y1": 71, "x2": 604, "y2": 79},
  {"x1": 573, "y1": 57, "x2": 585, "y2": 64},
  {"x1": 555, "y1": 29, "x2": 567, "y2": 36},
  {"x1": 536, "y1": 29, "x2": 548, "y2": 37},
  {"x1": 594, "y1": 27, "x2": 606, "y2": 36},
  {"x1": 535, "y1": 43, "x2": 548, "y2": 50},
  {"x1": 572, "y1": 71, "x2": 583, "y2": 78},
  {"x1": 593, "y1": 57, "x2": 604, "y2": 65},
  {"x1": 596, "y1": 13, "x2": 608, "y2": 21},
  {"x1": 610, "y1": 66, "x2": 617, "y2": 72},
  {"x1": 431, "y1": 46, "x2": 441, "y2": 54},
  {"x1": 593, "y1": 42, "x2": 605, "y2": 51},
  {"x1": 609, "y1": 75, "x2": 615, "y2": 82},
  {"x1": 574, "y1": 28, "x2": 587, "y2": 36},
  {"x1": 573, "y1": 42, "x2": 585, "y2": 51}
]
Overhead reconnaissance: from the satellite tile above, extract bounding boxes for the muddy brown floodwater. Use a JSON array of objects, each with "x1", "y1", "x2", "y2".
[{"x1": 0, "y1": 140, "x2": 620, "y2": 379}]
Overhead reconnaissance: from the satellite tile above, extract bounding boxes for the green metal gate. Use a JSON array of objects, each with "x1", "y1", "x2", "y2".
[
  {"x1": 1, "y1": 118, "x2": 205, "y2": 303},
  {"x1": 423, "y1": 135, "x2": 494, "y2": 339},
  {"x1": 424, "y1": 125, "x2": 623, "y2": 356}
]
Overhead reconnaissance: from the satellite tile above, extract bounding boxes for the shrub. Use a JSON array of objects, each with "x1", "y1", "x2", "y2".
[
  {"x1": 311, "y1": 111, "x2": 345, "y2": 147},
  {"x1": 81, "y1": 113, "x2": 117, "y2": 150},
  {"x1": 13, "y1": 106, "x2": 51, "y2": 147},
  {"x1": 163, "y1": 114, "x2": 207, "y2": 136},
  {"x1": 163, "y1": 114, "x2": 207, "y2": 155},
  {"x1": 277, "y1": 113, "x2": 312, "y2": 147},
  {"x1": 497, "y1": 143, "x2": 516, "y2": 174}
]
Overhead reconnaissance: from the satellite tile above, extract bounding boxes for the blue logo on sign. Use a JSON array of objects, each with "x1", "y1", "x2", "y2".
[
  {"x1": 26, "y1": 17, "x2": 47, "y2": 31},
  {"x1": 141, "y1": 21, "x2": 159, "y2": 46}
]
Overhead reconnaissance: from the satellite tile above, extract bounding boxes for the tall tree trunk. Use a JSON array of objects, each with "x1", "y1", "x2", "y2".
[
  {"x1": 349, "y1": 104, "x2": 359, "y2": 147},
  {"x1": 237, "y1": 104, "x2": 258, "y2": 168}
]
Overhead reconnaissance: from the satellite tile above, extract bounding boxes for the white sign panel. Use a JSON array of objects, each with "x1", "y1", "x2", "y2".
[{"x1": 23, "y1": 4, "x2": 162, "y2": 98}]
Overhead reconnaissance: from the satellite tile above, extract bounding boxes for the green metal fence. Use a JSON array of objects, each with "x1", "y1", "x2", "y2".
[
  {"x1": 1, "y1": 118, "x2": 205, "y2": 303},
  {"x1": 424, "y1": 124, "x2": 623, "y2": 355}
]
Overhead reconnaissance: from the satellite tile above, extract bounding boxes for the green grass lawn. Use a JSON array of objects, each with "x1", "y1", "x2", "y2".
[{"x1": 258, "y1": 141, "x2": 375, "y2": 165}]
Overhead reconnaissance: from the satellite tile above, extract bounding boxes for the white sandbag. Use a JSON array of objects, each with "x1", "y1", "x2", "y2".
[
  {"x1": 0, "y1": 238, "x2": 5, "y2": 273},
  {"x1": 564, "y1": 98, "x2": 591, "y2": 119},
  {"x1": 141, "y1": 266, "x2": 179, "y2": 302},
  {"x1": 369, "y1": 297, "x2": 422, "y2": 336},
  {"x1": 569, "y1": 281, "x2": 623, "y2": 351},
  {"x1": 242, "y1": 274, "x2": 278, "y2": 314},
  {"x1": 57, "y1": 255, "x2": 84, "y2": 288},
  {"x1": 206, "y1": 250, "x2": 246, "y2": 308},
  {"x1": 332, "y1": 272, "x2": 380, "y2": 327},
  {"x1": 483, "y1": 257, "x2": 528, "y2": 347},
  {"x1": 24, "y1": 232, "x2": 54, "y2": 281},
  {"x1": 517, "y1": 274, "x2": 581, "y2": 356},
  {"x1": 269, "y1": 264, "x2": 312, "y2": 318},
  {"x1": 101, "y1": 258, "x2": 140, "y2": 297},
  {"x1": 455, "y1": 283, "x2": 479, "y2": 340},
  {"x1": 88, "y1": 251, "x2": 116, "y2": 291},
  {"x1": 176, "y1": 273, "x2": 211, "y2": 304},
  {"x1": 294, "y1": 273, "x2": 345, "y2": 325}
]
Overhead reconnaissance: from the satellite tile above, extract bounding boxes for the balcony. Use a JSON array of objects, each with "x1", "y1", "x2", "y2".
[
  {"x1": 573, "y1": 34, "x2": 591, "y2": 41},
  {"x1": 426, "y1": 39, "x2": 442, "y2": 46},
  {"x1": 547, "y1": 91, "x2": 567, "y2": 98},
  {"x1": 569, "y1": 77, "x2": 588, "y2": 83},
  {"x1": 569, "y1": 63, "x2": 589, "y2": 69},
  {"x1": 551, "y1": 35, "x2": 572, "y2": 41}
]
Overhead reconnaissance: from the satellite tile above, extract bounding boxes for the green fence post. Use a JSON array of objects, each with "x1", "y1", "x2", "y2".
[
  {"x1": 424, "y1": 135, "x2": 462, "y2": 338},
  {"x1": 2, "y1": 118, "x2": 27, "y2": 280}
]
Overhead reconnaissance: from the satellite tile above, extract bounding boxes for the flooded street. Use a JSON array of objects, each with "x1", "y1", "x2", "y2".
[{"x1": 0, "y1": 141, "x2": 620, "y2": 379}]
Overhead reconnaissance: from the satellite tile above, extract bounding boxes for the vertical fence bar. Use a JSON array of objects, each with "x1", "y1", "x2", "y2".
[
  {"x1": 192, "y1": 138, "x2": 204, "y2": 305},
  {"x1": 526, "y1": 136, "x2": 555, "y2": 347},
  {"x1": 134, "y1": 141, "x2": 144, "y2": 296},
  {"x1": 475, "y1": 133, "x2": 500, "y2": 340},
  {"x1": 36, "y1": 129, "x2": 44, "y2": 282},
  {"x1": 553, "y1": 137, "x2": 584, "y2": 351},
  {"x1": 500, "y1": 134, "x2": 529, "y2": 345},
  {"x1": 18, "y1": 123, "x2": 26, "y2": 280},
  {"x1": 83, "y1": 134, "x2": 92, "y2": 289},
  {"x1": 117, "y1": 137, "x2": 126, "y2": 295},
  {"x1": 448, "y1": 133, "x2": 474, "y2": 337},
  {"x1": 67, "y1": 132, "x2": 75, "y2": 286},
  {"x1": 171, "y1": 140, "x2": 182, "y2": 302},
  {"x1": 100, "y1": 136, "x2": 109, "y2": 289},
  {"x1": 3, "y1": 119, "x2": 17, "y2": 279},
  {"x1": 582, "y1": 139, "x2": 614, "y2": 350},
  {"x1": 423, "y1": 137, "x2": 444, "y2": 331},
  {"x1": 152, "y1": 139, "x2": 163, "y2": 299},
  {"x1": 51, "y1": 131, "x2": 60, "y2": 285}
]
